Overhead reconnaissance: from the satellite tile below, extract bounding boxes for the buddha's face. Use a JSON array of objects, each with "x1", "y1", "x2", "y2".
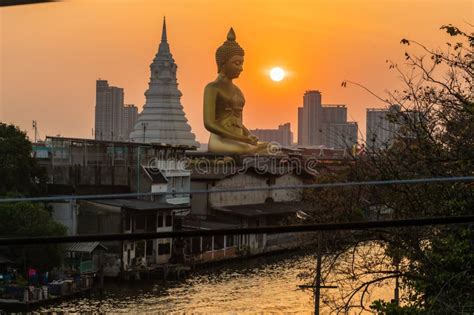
[{"x1": 222, "y1": 55, "x2": 244, "y2": 79}]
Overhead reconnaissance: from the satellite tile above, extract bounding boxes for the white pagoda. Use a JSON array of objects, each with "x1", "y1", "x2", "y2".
[{"x1": 129, "y1": 18, "x2": 199, "y2": 148}]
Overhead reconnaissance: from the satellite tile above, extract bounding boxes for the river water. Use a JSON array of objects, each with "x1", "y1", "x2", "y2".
[{"x1": 38, "y1": 251, "x2": 391, "y2": 314}]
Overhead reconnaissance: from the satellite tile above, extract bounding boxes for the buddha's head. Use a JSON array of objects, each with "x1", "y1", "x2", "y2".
[{"x1": 215, "y1": 28, "x2": 245, "y2": 78}]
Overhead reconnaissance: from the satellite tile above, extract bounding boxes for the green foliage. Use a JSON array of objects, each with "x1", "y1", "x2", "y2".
[
  {"x1": 0, "y1": 123, "x2": 67, "y2": 272},
  {"x1": 0, "y1": 202, "x2": 67, "y2": 272},
  {"x1": 371, "y1": 300, "x2": 422, "y2": 315},
  {"x1": 0, "y1": 123, "x2": 47, "y2": 196}
]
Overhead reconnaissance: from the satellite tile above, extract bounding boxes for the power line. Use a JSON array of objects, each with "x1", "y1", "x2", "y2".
[
  {"x1": 1, "y1": 215, "x2": 472, "y2": 246},
  {"x1": 1, "y1": 176, "x2": 472, "y2": 203}
]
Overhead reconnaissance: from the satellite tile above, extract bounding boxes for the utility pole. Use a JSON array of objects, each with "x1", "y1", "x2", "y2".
[
  {"x1": 394, "y1": 255, "x2": 401, "y2": 305},
  {"x1": 298, "y1": 233, "x2": 337, "y2": 314},
  {"x1": 314, "y1": 236, "x2": 322, "y2": 315}
]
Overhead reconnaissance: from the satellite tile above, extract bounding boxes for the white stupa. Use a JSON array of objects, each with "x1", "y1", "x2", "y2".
[{"x1": 129, "y1": 18, "x2": 199, "y2": 148}]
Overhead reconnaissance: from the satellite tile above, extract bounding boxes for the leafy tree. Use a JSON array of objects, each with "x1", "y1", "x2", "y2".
[
  {"x1": 0, "y1": 123, "x2": 47, "y2": 196},
  {"x1": 302, "y1": 24, "x2": 473, "y2": 314},
  {"x1": 0, "y1": 123, "x2": 66, "y2": 272},
  {"x1": 0, "y1": 202, "x2": 67, "y2": 272}
]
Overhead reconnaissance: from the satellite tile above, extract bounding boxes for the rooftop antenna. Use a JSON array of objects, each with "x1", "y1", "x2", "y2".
[{"x1": 32, "y1": 120, "x2": 39, "y2": 143}]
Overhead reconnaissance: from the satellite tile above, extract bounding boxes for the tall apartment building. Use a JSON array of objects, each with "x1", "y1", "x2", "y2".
[
  {"x1": 366, "y1": 105, "x2": 400, "y2": 150},
  {"x1": 297, "y1": 90, "x2": 358, "y2": 149},
  {"x1": 297, "y1": 107, "x2": 304, "y2": 145},
  {"x1": 121, "y1": 104, "x2": 138, "y2": 140},
  {"x1": 250, "y1": 123, "x2": 293, "y2": 146},
  {"x1": 95, "y1": 80, "x2": 124, "y2": 141}
]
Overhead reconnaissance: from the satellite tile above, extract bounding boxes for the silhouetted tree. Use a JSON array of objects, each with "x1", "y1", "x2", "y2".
[{"x1": 302, "y1": 24, "x2": 473, "y2": 314}]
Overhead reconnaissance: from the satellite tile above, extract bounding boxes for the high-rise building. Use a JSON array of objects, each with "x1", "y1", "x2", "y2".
[
  {"x1": 95, "y1": 80, "x2": 124, "y2": 141},
  {"x1": 297, "y1": 90, "x2": 357, "y2": 148},
  {"x1": 366, "y1": 105, "x2": 400, "y2": 150},
  {"x1": 297, "y1": 107, "x2": 304, "y2": 145},
  {"x1": 317, "y1": 122, "x2": 358, "y2": 149},
  {"x1": 129, "y1": 18, "x2": 198, "y2": 148},
  {"x1": 121, "y1": 104, "x2": 138, "y2": 140},
  {"x1": 250, "y1": 123, "x2": 293, "y2": 146}
]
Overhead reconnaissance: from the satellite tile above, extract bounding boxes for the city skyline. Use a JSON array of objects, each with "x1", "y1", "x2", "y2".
[{"x1": 1, "y1": 0, "x2": 471, "y2": 143}]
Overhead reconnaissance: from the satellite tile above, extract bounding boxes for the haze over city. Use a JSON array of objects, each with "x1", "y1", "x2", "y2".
[{"x1": 1, "y1": 0, "x2": 471, "y2": 143}]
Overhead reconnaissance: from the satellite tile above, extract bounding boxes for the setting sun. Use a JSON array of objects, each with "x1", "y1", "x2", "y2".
[{"x1": 269, "y1": 67, "x2": 285, "y2": 82}]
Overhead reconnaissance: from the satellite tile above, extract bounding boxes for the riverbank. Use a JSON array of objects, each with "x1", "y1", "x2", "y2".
[{"x1": 0, "y1": 274, "x2": 94, "y2": 312}]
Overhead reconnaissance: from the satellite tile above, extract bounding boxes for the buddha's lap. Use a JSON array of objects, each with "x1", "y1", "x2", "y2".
[{"x1": 208, "y1": 133, "x2": 268, "y2": 154}]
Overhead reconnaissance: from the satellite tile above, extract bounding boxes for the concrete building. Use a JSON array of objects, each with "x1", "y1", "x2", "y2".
[
  {"x1": 121, "y1": 104, "x2": 138, "y2": 140},
  {"x1": 297, "y1": 107, "x2": 304, "y2": 145},
  {"x1": 185, "y1": 153, "x2": 315, "y2": 257},
  {"x1": 297, "y1": 90, "x2": 358, "y2": 149},
  {"x1": 94, "y1": 80, "x2": 124, "y2": 141},
  {"x1": 32, "y1": 136, "x2": 195, "y2": 271},
  {"x1": 34, "y1": 136, "x2": 193, "y2": 235},
  {"x1": 318, "y1": 122, "x2": 358, "y2": 149},
  {"x1": 366, "y1": 105, "x2": 400, "y2": 150},
  {"x1": 76, "y1": 199, "x2": 187, "y2": 269},
  {"x1": 129, "y1": 18, "x2": 198, "y2": 147},
  {"x1": 250, "y1": 123, "x2": 293, "y2": 146}
]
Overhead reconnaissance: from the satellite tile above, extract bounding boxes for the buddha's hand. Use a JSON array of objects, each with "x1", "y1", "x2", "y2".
[{"x1": 247, "y1": 135, "x2": 258, "y2": 145}]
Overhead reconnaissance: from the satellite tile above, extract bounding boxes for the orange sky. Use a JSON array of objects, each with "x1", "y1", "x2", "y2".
[{"x1": 1, "y1": 0, "x2": 472, "y2": 144}]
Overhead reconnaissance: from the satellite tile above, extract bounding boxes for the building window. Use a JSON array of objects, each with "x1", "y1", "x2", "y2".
[
  {"x1": 202, "y1": 236, "x2": 212, "y2": 252},
  {"x1": 135, "y1": 214, "x2": 146, "y2": 231},
  {"x1": 157, "y1": 214, "x2": 163, "y2": 228},
  {"x1": 266, "y1": 178, "x2": 276, "y2": 186},
  {"x1": 191, "y1": 237, "x2": 201, "y2": 253},
  {"x1": 146, "y1": 213, "x2": 156, "y2": 232},
  {"x1": 165, "y1": 215, "x2": 173, "y2": 227},
  {"x1": 135, "y1": 241, "x2": 145, "y2": 258},
  {"x1": 146, "y1": 240, "x2": 154, "y2": 257},
  {"x1": 226, "y1": 235, "x2": 235, "y2": 247},
  {"x1": 214, "y1": 235, "x2": 224, "y2": 250},
  {"x1": 124, "y1": 213, "x2": 131, "y2": 231},
  {"x1": 158, "y1": 243, "x2": 171, "y2": 255}
]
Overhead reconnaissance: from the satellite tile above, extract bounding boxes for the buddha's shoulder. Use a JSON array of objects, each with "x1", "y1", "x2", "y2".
[{"x1": 205, "y1": 81, "x2": 220, "y2": 90}]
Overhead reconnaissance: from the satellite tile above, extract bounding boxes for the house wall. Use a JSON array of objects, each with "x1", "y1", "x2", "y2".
[
  {"x1": 77, "y1": 202, "x2": 122, "y2": 235},
  {"x1": 190, "y1": 181, "x2": 209, "y2": 216},
  {"x1": 273, "y1": 174, "x2": 303, "y2": 202},
  {"x1": 209, "y1": 173, "x2": 268, "y2": 207},
  {"x1": 122, "y1": 211, "x2": 174, "y2": 269},
  {"x1": 151, "y1": 182, "x2": 167, "y2": 202},
  {"x1": 50, "y1": 201, "x2": 78, "y2": 236},
  {"x1": 208, "y1": 172, "x2": 303, "y2": 208}
]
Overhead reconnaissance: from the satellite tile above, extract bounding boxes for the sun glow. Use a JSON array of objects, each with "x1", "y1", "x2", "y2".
[{"x1": 269, "y1": 67, "x2": 285, "y2": 82}]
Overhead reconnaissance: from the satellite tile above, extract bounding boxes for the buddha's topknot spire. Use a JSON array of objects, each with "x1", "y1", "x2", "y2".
[{"x1": 227, "y1": 27, "x2": 236, "y2": 41}]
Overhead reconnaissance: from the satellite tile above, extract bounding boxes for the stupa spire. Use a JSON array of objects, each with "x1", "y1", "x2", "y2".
[
  {"x1": 129, "y1": 16, "x2": 198, "y2": 148},
  {"x1": 161, "y1": 17, "x2": 167, "y2": 42}
]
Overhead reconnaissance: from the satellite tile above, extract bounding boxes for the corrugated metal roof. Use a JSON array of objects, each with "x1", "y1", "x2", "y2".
[
  {"x1": 90, "y1": 199, "x2": 189, "y2": 211},
  {"x1": 182, "y1": 219, "x2": 239, "y2": 230},
  {"x1": 65, "y1": 242, "x2": 108, "y2": 254},
  {"x1": 213, "y1": 201, "x2": 303, "y2": 217}
]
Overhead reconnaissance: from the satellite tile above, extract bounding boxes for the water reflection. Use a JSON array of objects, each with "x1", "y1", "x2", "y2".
[{"x1": 40, "y1": 252, "x2": 315, "y2": 314}]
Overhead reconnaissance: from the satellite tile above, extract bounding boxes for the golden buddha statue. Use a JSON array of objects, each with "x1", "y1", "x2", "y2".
[{"x1": 204, "y1": 28, "x2": 278, "y2": 155}]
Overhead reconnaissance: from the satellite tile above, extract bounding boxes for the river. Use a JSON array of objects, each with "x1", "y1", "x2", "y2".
[{"x1": 38, "y1": 251, "x2": 392, "y2": 314}]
